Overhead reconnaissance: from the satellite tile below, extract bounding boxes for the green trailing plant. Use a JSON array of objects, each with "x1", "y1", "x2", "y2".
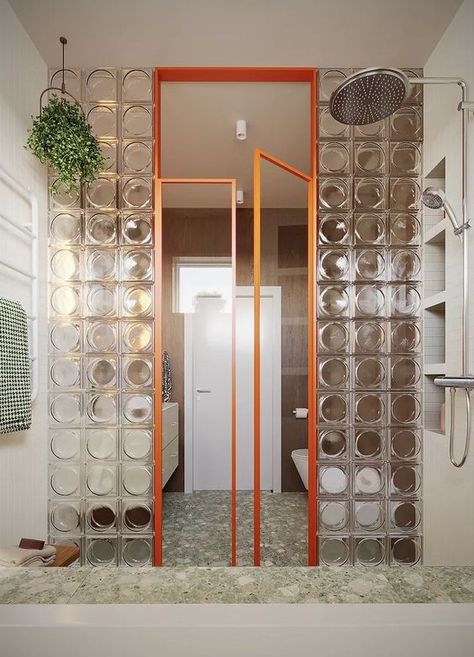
[{"x1": 26, "y1": 94, "x2": 104, "y2": 194}]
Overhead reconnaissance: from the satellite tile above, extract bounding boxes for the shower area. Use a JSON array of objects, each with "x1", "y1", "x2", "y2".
[{"x1": 46, "y1": 66, "x2": 426, "y2": 567}]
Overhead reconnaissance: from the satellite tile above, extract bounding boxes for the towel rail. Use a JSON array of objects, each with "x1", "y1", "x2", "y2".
[{"x1": 0, "y1": 165, "x2": 39, "y2": 401}]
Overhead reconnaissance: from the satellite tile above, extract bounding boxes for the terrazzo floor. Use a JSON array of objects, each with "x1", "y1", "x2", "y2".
[
  {"x1": 0, "y1": 566, "x2": 473, "y2": 604},
  {"x1": 163, "y1": 491, "x2": 308, "y2": 566}
]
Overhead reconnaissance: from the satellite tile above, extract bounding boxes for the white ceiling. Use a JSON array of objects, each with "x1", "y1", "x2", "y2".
[{"x1": 9, "y1": 0, "x2": 461, "y2": 69}]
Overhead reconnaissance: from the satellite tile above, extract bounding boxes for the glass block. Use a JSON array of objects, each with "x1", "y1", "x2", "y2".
[
  {"x1": 319, "y1": 177, "x2": 351, "y2": 210},
  {"x1": 121, "y1": 537, "x2": 152, "y2": 566},
  {"x1": 390, "y1": 464, "x2": 421, "y2": 497},
  {"x1": 354, "y1": 142, "x2": 386, "y2": 176},
  {"x1": 354, "y1": 178, "x2": 386, "y2": 210},
  {"x1": 86, "y1": 284, "x2": 117, "y2": 317},
  {"x1": 318, "y1": 249, "x2": 349, "y2": 281},
  {"x1": 390, "y1": 536, "x2": 421, "y2": 565},
  {"x1": 354, "y1": 321, "x2": 386, "y2": 353},
  {"x1": 86, "y1": 213, "x2": 118, "y2": 245},
  {"x1": 390, "y1": 107, "x2": 422, "y2": 141},
  {"x1": 354, "y1": 537, "x2": 386, "y2": 566},
  {"x1": 390, "y1": 249, "x2": 421, "y2": 281},
  {"x1": 318, "y1": 429, "x2": 348, "y2": 460},
  {"x1": 49, "y1": 464, "x2": 81, "y2": 497},
  {"x1": 355, "y1": 249, "x2": 385, "y2": 281},
  {"x1": 391, "y1": 393, "x2": 422, "y2": 425},
  {"x1": 390, "y1": 142, "x2": 421, "y2": 177},
  {"x1": 122, "y1": 248, "x2": 153, "y2": 281},
  {"x1": 122, "y1": 465, "x2": 152, "y2": 496},
  {"x1": 390, "y1": 285, "x2": 421, "y2": 317},
  {"x1": 50, "y1": 212, "x2": 82, "y2": 244},
  {"x1": 392, "y1": 321, "x2": 419, "y2": 353},
  {"x1": 354, "y1": 464, "x2": 385, "y2": 496},
  {"x1": 122, "y1": 69, "x2": 152, "y2": 102},
  {"x1": 319, "y1": 357, "x2": 349, "y2": 389},
  {"x1": 122, "y1": 429, "x2": 152, "y2": 461},
  {"x1": 318, "y1": 285, "x2": 349, "y2": 318},
  {"x1": 121, "y1": 320, "x2": 153, "y2": 353},
  {"x1": 86, "y1": 357, "x2": 117, "y2": 389},
  {"x1": 354, "y1": 118, "x2": 386, "y2": 140},
  {"x1": 87, "y1": 105, "x2": 117, "y2": 139},
  {"x1": 402, "y1": 70, "x2": 423, "y2": 104},
  {"x1": 49, "y1": 180, "x2": 81, "y2": 210},
  {"x1": 50, "y1": 248, "x2": 81, "y2": 281},
  {"x1": 86, "y1": 464, "x2": 118, "y2": 497},
  {"x1": 319, "y1": 69, "x2": 348, "y2": 102},
  {"x1": 98, "y1": 141, "x2": 117, "y2": 174},
  {"x1": 85, "y1": 428, "x2": 118, "y2": 461},
  {"x1": 50, "y1": 285, "x2": 81, "y2": 317},
  {"x1": 354, "y1": 214, "x2": 385, "y2": 245},
  {"x1": 50, "y1": 68, "x2": 82, "y2": 100},
  {"x1": 319, "y1": 105, "x2": 349, "y2": 140},
  {"x1": 50, "y1": 393, "x2": 81, "y2": 425},
  {"x1": 389, "y1": 213, "x2": 421, "y2": 246},
  {"x1": 319, "y1": 501, "x2": 350, "y2": 533},
  {"x1": 390, "y1": 501, "x2": 421, "y2": 532},
  {"x1": 87, "y1": 177, "x2": 117, "y2": 209},
  {"x1": 353, "y1": 502, "x2": 385, "y2": 532},
  {"x1": 86, "y1": 500, "x2": 117, "y2": 533},
  {"x1": 390, "y1": 178, "x2": 421, "y2": 211},
  {"x1": 122, "y1": 212, "x2": 152, "y2": 245},
  {"x1": 122, "y1": 105, "x2": 152, "y2": 138},
  {"x1": 391, "y1": 428, "x2": 421, "y2": 461},
  {"x1": 319, "y1": 142, "x2": 350, "y2": 175},
  {"x1": 86, "y1": 392, "x2": 117, "y2": 425},
  {"x1": 122, "y1": 284, "x2": 153, "y2": 318},
  {"x1": 50, "y1": 357, "x2": 81, "y2": 389},
  {"x1": 318, "y1": 536, "x2": 350, "y2": 566},
  {"x1": 86, "y1": 249, "x2": 117, "y2": 281},
  {"x1": 122, "y1": 501, "x2": 153, "y2": 532},
  {"x1": 354, "y1": 429, "x2": 384, "y2": 460},
  {"x1": 354, "y1": 357, "x2": 386, "y2": 389},
  {"x1": 49, "y1": 500, "x2": 81, "y2": 533},
  {"x1": 50, "y1": 429, "x2": 81, "y2": 461},
  {"x1": 319, "y1": 394, "x2": 348, "y2": 424},
  {"x1": 318, "y1": 321, "x2": 349, "y2": 354},
  {"x1": 354, "y1": 285, "x2": 385, "y2": 317},
  {"x1": 86, "y1": 321, "x2": 117, "y2": 353},
  {"x1": 50, "y1": 321, "x2": 81, "y2": 353},
  {"x1": 121, "y1": 176, "x2": 152, "y2": 209},
  {"x1": 85, "y1": 69, "x2": 117, "y2": 102},
  {"x1": 122, "y1": 393, "x2": 153, "y2": 425},
  {"x1": 122, "y1": 141, "x2": 152, "y2": 174},
  {"x1": 122, "y1": 356, "x2": 153, "y2": 388},
  {"x1": 354, "y1": 393, "x2": 385, "y2": 424},
  {"x1": 86, "y1": 537, "x2": 118, "y2": 566},
  {"x1": 391, "y1": 357, "x2": 421, "y2": 389},
  {"x1": 318, "y1": 465, "x2": 349, "y2": 496}
]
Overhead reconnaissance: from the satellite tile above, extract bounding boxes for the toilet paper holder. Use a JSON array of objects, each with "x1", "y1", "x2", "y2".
[{"x1": 293, "y1": 408, "x2": 308, "y2": 419}]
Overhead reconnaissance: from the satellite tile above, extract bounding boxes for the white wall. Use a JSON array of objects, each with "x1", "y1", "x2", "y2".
[
  {"x1": 0, "y1": 0, "x2": 48, "y2": 545},
  {"x1": 423, "y1": 0, "x2": 474, "y2": 564}
]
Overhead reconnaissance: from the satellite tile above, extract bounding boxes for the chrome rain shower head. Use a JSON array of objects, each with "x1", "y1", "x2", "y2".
[
  {"x1": 329, "y1": 67, "x2": 410, "y2": 125},
  {"x1": 422, "y1": 187, "x2": 461, "y2": 233}
]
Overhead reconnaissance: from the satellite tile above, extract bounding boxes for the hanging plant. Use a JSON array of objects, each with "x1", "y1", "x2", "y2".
[{"x1": 26, "y1": 94, "x2": 104, "y2": 194}]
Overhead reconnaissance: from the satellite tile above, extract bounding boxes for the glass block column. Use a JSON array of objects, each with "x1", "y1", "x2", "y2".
[
  {"x1": 48, "y1": 68, "x2": 154, "y2": 566},
  {"x1": 317, "y1": 69, "x2": 423, "y2": 566}
]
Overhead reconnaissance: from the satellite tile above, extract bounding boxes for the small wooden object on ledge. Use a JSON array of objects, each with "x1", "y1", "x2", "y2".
[{"x1": 48, "y1": 545, "x2": 80, "y2": 568}]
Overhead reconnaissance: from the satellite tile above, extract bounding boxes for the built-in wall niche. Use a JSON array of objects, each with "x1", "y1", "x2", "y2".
[{"x1": 424, "y1": 374, "x2": 445, "y2": 435}]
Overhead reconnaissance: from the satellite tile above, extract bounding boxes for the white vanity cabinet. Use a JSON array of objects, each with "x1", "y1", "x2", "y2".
[{"x1": 162, "y1": 402, "x2": 179, "y2": 487}]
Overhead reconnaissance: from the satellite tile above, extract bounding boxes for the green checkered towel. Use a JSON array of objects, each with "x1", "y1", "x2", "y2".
[{"x1": 0, "y1": 298, "x2": 32, "y2": 433}]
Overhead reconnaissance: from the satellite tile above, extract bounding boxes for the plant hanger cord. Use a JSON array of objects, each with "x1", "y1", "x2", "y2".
[{"x1": 38, "y1": 36, "x2": 83, "y2": 114}]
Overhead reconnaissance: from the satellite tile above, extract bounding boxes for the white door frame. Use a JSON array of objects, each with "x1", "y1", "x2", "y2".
[{"x1": 184, "y1": 286, "x2": 281, "y2": 493}]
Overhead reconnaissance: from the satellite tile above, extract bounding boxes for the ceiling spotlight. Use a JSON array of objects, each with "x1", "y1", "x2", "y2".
[
  {"x1": 236, "y1": 190, "x2": 244, "y2": 205},
  {"x1": 236, "y1": 119, "x2": 247, "y2": 140}
]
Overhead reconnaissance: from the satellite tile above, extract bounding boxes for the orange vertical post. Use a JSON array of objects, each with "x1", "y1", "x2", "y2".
[{"x1": 231, "y1": 179, "x2": 237, "y2": 566}]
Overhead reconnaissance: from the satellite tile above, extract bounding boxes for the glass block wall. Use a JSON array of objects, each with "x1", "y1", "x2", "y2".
[
  {"x1": 317, "y1": 69, "x2": 423, "y2": 566},
  {"x1": 48, "y1": 69, "x2": 154, "y2": 566}
]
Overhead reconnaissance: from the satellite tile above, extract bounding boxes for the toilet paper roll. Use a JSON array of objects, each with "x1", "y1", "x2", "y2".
[{"x1": 294, "y1": 408, "x2": 308, "y2": 419}]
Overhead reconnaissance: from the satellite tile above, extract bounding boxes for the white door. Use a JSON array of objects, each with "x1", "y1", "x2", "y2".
[{"x1": 186, "y1": 288, "x2": 281, "y2": 491}]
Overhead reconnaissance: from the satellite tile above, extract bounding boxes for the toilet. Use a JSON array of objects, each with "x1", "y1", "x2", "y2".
[{"x1": 291, "y1": 449, "x2": 308, "y2": 490}]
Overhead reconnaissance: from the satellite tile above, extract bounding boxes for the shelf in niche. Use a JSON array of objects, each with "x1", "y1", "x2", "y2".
[
  {"x1": 424, "y1": 363, "x2": 446, "y2": 376},
  {"x1": 424, "y1": 218, "x2": 448, "y2": 245},
  {"x1": 424, "y1": 291, "x2": 446, "y2": 310}
]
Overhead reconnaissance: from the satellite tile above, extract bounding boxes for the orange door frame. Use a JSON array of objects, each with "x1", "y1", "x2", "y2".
[{"x1": 153, "y1": 67, "x2": 318, "y2": 567}]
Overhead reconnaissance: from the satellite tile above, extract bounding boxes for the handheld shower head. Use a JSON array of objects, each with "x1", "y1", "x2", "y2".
[{"x1": 422, "y1": 187, "x2": 461, "y2": 233}]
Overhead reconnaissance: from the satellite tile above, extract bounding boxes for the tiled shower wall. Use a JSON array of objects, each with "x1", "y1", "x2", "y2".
[
  {"x1": 317, "y1": 69, "x2": 423, "y2": 566},
  {"x1": 47, "y1": 69, "x2": 154, "y2": 566}
]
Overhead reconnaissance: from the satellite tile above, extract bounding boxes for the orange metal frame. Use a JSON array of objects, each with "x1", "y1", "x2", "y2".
[{"x1": 153, "y1": 67, "x2": 318, "y2": 567}]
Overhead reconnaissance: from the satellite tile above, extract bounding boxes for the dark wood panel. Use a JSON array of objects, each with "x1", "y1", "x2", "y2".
[{"x1": 278, "y1": 224, "x2": 307, "y2": 268}]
